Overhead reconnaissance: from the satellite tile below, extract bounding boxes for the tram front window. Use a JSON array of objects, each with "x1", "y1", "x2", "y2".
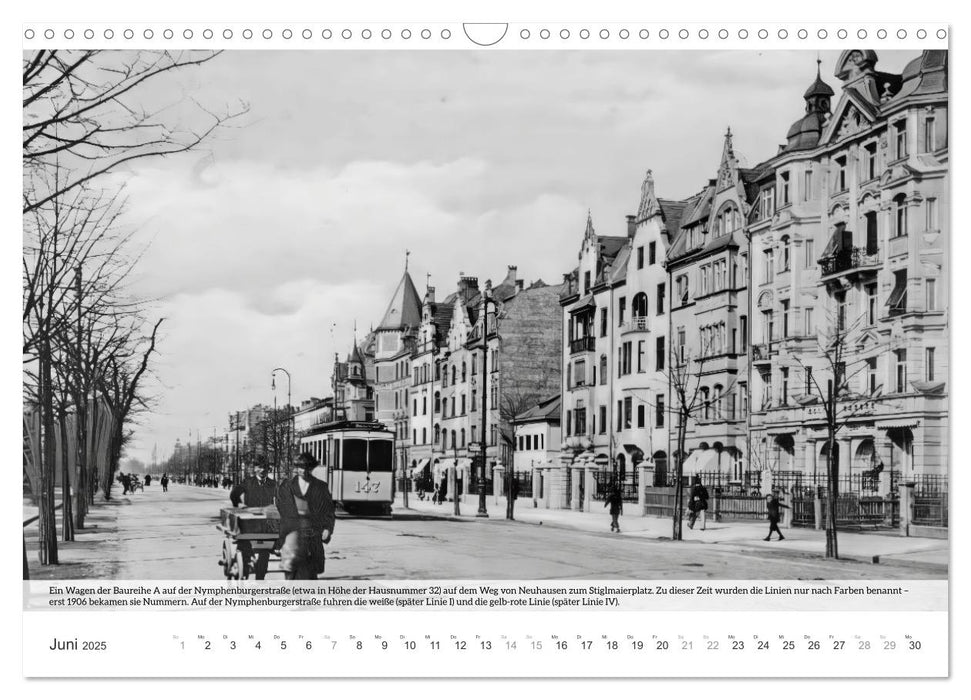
[
  {"x1": 368, "y1": 440, "x2": 394, "y2": 471},
  {"x1": 343, "y1": 439, "x2": 368, "y2": 470}
]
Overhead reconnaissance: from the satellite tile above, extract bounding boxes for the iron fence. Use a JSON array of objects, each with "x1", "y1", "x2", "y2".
[
  {"x1": 500, "y1": 471, "x2": 534, "y2": 499},
  {"x1": 591, "y1": 469, "x2": 639, "y2": 502}
]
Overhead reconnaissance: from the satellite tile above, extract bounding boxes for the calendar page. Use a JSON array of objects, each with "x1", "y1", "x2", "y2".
[{"x1": 18, "y1": 0, "x2": 953, "y2": 685}]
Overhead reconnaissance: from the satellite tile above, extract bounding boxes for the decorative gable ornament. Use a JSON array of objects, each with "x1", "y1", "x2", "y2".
[{"x1": 636, "y1": 170, "x2": 661, "y2": 222}]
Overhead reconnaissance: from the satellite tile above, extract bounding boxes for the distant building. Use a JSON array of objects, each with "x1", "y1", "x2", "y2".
[{"x1": 512, "y1": 394, "x2": 562, "y2": 507}]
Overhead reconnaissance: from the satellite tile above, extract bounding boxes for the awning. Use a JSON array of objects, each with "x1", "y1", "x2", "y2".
[
  {"x1": 410, "y1": 458, "x2": 430, "y2": 474},
  {"x1": 682, "y1": 449, "x2": 725, "y2": 474},
  {"x1": 568, "y1": 294, "x2": 596, "y2": 314},
  {"x1": 876, "y1": 419, "x2": 920, "y2": 430},
  {"x1": 767, "y1": 426, "x2": 798, "y2": 436},
  {"x1": 820, "y1": 222, "x2": 848, "y2": 259}
]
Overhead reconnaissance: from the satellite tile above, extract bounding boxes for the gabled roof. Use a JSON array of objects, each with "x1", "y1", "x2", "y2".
[
  {"x1": 513, "y1": 394, "x2": 562, "y2": 424},
  {"x1": 376, "y1": 271, "x2": 423, "y2": 331}
]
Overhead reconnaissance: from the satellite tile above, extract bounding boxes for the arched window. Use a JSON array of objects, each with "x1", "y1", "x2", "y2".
[
  {"x1": 632, "y1": 292, "x2": 649, "y2": 318},
  {"x1": 713, "y1": 384, "x2": 723, "y2": 419},
  {"x1": 451, "y1": 430, "x2": 457, "y2": 449},
  {"x1": 451, "y1": 365, "x2": 456, "y2": 384},
  {"x1": 434, "y1": 424, "x2": 440, "y2": 444},
  {"x1": 599, "y1": 354, "x2": 608, "y2": 385},
  {"x1": 422, "y1": 428, "x2": 427, "y2": 445},
  {"x1": 461, "y1": 362, "x2": 467, "y2": 382},
  {"x1": 434, "y1": 391, "x2": 441, "y2": 413},
  {"x1": 781, "y1": 235, "x2": 790, "y2": 271},
  {"x1": 701, "y1": 387, "x2": 711, "y2": 420},
  {"x1": 460, "y1": 428, "x2": 466, "y2": 447}
]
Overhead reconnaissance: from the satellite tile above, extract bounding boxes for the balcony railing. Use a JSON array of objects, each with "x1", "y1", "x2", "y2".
[
  {"x1": 819, "y1": 247, "x2": 881, "y2": 277},
  {"x1": 570, "y1": 336, "x2": 596, "y2": 354},
  {"x1": 622, "y1": 316, "x2": 649, "y2": 333}
]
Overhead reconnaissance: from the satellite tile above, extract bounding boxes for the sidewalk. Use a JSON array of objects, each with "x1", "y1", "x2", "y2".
[{"x1": 393, "y1": 493, "x2": 949, "y2": 573}]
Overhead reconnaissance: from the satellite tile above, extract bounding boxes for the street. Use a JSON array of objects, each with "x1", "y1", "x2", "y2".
[{"x1": 24, "y1": 483, "x2": 945, "y2": 581}]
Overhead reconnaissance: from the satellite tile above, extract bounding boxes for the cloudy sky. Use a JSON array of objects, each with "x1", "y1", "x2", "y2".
[{"x1": 108, "y1": 48, "x2": 917, "y2": 464}]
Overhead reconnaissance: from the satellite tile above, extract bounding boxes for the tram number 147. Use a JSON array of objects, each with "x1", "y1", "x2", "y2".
[{"x1": 354, "y1": 481, "x2": 381, "y2": 494}]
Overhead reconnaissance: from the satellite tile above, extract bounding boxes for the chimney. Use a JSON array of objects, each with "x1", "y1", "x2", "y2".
[
  {"x1": 626, "y1": 214, "x2": 636, "y2": 237},
  {"x1": 425, "y1": 286, "x2": 436, "y2": 304},
  {"x1": 516, "y1": 280, "x2": 524, "y2": 291},
  {"x1": 505, "y1": 265, "x2": 518, "y2": 285},
  {"x1": 708, "y1": 179, "x2": 717, "y2": 187},
  {"x1": 457, "y1": 275, "x2": 479, "y2": 305}
]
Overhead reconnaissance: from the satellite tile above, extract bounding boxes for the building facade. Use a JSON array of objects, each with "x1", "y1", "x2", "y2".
[{"x1": 748, "y1": 50, "x2": 948, "y2": 485}]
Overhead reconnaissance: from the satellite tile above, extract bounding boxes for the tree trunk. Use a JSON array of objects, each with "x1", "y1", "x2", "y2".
[
  {"x1": 825, "y1": 433, "x2": 840, "y2": 559},
  {"x1": 38, "y1": 347, "x2": 59, "y2": 565},
  {"x1": 59, "y1": 415, "x2": 74, "y2": 541},
  {"x1": 672, "y1": 413, "x2": 686, "y2": 541},
  {"x1": 73, "y1": 397, "x2": 88, "y2": 530},
  {"x1": 103, "y1": 423, "x2": 122, "y2": 500},
  {"x1": 86, "y1": 397, "x2": 99, "y2": 506}
]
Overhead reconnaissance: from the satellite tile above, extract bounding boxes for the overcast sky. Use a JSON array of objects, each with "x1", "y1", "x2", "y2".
[{"x1": 107, "y1": 48, "x2": 918, "y2": 464}]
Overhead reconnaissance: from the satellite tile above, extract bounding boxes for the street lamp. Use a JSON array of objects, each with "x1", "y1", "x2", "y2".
[
  {"x1": 272, "y1": 367, "x2": 293, "y2": 479},
  {"x1": 476, "y1": 286, "x2": 493, "y2": 518}
]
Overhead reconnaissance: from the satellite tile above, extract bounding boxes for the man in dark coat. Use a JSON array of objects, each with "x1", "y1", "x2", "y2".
[
  {"x1": 275, "y1": 452, "x2": 336, "y2": 580},
  {"x1": 604, "y1": 484, "x2": 623, "y2": 533},
  {"x1": 687, "y1": 476, "x2": 709, "y2": 530},
  {"x1": 229, "y1": 465, "x2": 278, "y2": 579},
  {"x1": 764, "y1": 492, "x2": 789, "y2": 541}
]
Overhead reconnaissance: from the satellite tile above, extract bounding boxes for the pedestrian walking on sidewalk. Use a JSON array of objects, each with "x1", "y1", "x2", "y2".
[
  {"x1": 160, "y1": 474, "x2": 169, "y2": 492},
  {"x1": 687, "y1": 475, "x2": 709, "y2": 530},
  {"x1": 764, "y1": 492, "x2": 788, "y2": 541},
  {"x1": 605, "y1": 484, "x2": 623, "y2": 533}
]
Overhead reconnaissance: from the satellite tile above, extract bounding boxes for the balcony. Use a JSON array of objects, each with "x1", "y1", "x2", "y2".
[
  {"x1": 570, "y1": 336, "x2": 596, "y2": 355},
  {"x1": 819, "y1": 247, "x2": 881, "y2": 279},
  {"x1": 752, "y1": 342, "x2": 776, "y2": 364},
  {"x1": 621, "y1": 316, "x2": 650, "y2": 334}
]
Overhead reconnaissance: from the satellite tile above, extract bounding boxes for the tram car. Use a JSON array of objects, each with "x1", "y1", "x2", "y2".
[{"x1": 299, "y1": 420, "x2": 395, "y2": 516}]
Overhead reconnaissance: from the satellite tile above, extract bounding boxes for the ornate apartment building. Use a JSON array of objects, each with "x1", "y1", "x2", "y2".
[{"x1": 747, "y1": 50, "x2": 948, "y2": 483}]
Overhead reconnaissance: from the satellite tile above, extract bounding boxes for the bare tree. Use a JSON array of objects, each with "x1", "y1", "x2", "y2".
[
  {"x1": 786, "y1": 312, "x2": 875, "y2": 559},
  {"x1": 23, "y1": 50, "x2": 247, "y2": 214},
  {"x1": 498, "y1": 388, "x2": 543, "y2": 520}
]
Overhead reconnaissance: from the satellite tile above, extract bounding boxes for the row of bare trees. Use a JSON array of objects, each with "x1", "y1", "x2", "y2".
[{"x1": 23, "y1": 49, "x2": 244, "y2": 568}]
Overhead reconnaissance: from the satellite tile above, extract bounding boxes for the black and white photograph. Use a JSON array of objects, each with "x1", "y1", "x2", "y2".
[{"x1": 22, "y1": 44, "x2": 949, "y2": 584}]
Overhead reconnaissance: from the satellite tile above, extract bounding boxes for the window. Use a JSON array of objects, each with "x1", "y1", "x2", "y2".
[
  {"x1": 926, "y1": 279, "x2": 938, "y2": 311},
  {"x1": 804, "y1": 306, "x2": 814, "y2": 336},
  {"x1": 573, "y1": 359, "x2": 586, "y2": 387},
  {"x1": 619, "y1": 341, "x2": 633, "y2": 376},
  {"x1": 739, "y1": 382, "x2": 748, "y2": 417},
  {"x1": 461, "y1": 362, "x2": 467, "y2": 382},
  {"x1": 460, "y1": 428, "x2": 466, "y2": 447},
  {"x1": 864, "y1": 142, "x2": 878, "y2": 180},
  {"x1": 574, "y1": 407, "x2": 587, "y2": 435},
  {"x1": 460, "y1": 394, "x2": 466, "y2": 415},
  {"x1": 677, "y1": 327, "x2": 686, "y2": 363},
  {"x1": 764, "y1": 249, "x2": 774, "y2": 282},
  {"x1": 656, "y1": 336, "x2": 665, "y2": 371},
  {"x1": 637, "y1": 246, "x2": 644, "y2": 270},
  {"x1": 676, "y1": 275, "x2": 689, "y2": 304},
  {"x1": 894, "y1": 119, "x2": 908, "y2": 159},
  {"x1": 701, "y1": 387, "x2": 710, "y2": 420},
  {"x1": 657, "y1": 283, "x2": 665, "y2": 314},
  {"x1": 623, "y1": 397, "x2": 632, "y2": 429},
  {"x1": 893, "y1": 194, "x2": 908, "y2": 237},
  {"x1": 780, "y1": 368, "x2": 789, "y2": 406},
  {"x1": 518, "y1": 435, "x2": 524, "y2": 451},
  {"x1": 632, "y1": 292, "x2": 648, "y2": 318},
  {"x1": 434, "y1": 392, "x2": 441, "y2": 413},
  {"x1": 834, "y1": 155, "x2": 847, "y2": 193},
  {"x1": 618, "y1": 297, "x2": 626, "y2": 325},
  {"x1": 866, "y1": 284, "x2": 877, "y2": 325},
  {"x1": 779, "y1": 171, "x2": 791, "y2": 205},
  {"x1": 599, "y1": 354, "x2": 607, "y2": 385},
  {"x1": 760, "y1": 188, "x2": 774, "y2": 220},
  {"x1": 781, "y1": 236, "x2": 790, "y2": 271},
  {"x1": 895, "y1": 350, "x2": 908, "y2": 393},
  {"x1": 835, "y1": 291, "x2": 847, "y2": 332},
  {"x1": 656, "y1": 395, "x2": 665, "y2": 427},
  {"x1": 805, "y1": 366, "x2": 814, "y2": 394},
  {"x1": 926, "y1": 198, "x2": 938, "y2": 231},
  {"x1": 637, "y1": 340, "x2": 645, "y2": 373},
  {"x1": 649, "y1": 242, "x2": 657, "y2": 265},
  {"x1": 599, "y1": 406, "x2": 607, "y2": 434},
  {"x1": 583, "y1": 270, "x2": 591, "y2": 294},
  {"x1": 781, "y1": 299, "x2": 790, "y2": 337},
  {"x1": 924, "y1": 116, "x2": 936, "y2": 153},
  {"x1": 713, "y1": 385, "x2": 723, "y2": 419},
  {"x1": 887, "y1": 269, "x2": 908, "y2": 316},
  {"x1": 865, "y1": 211, "x2": 878, "y2": 254},
  {"x1": 637, "y1": 404, "x2": 645, "y2": 428},
  {"x1": 803, "y1": 170, "x2": 813, "y2": 201},
  {"x1": 763, "y1": 310, "x2": 774, "y2": 343},
  {"x1": 926, "y1": 347, "x2": 935, "y2": 382},
  {"x1": 600, "y1": 308, "x2": 607, "y2": 337},
  {"x1": 413, "y1": 398, "x2": 418, "y2": 416},
  {"x1": 804, "y1": 239, "x2": 815, "y2": 269},
  {"x1": 740, "y1": 315, "x2": 748, "y2": 347},
  {"x1": 701, "y1": 264, "x2": 710, "y2": 295}
]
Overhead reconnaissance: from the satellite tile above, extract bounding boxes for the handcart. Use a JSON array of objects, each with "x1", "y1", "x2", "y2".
[{"x1": 216, "y1": 506, "x2": 280, "y2": 580}]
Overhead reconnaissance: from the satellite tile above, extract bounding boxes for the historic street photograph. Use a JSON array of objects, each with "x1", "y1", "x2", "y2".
[{"x1": 23, "y1": 47, "x2": 948, "y2": 581}]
